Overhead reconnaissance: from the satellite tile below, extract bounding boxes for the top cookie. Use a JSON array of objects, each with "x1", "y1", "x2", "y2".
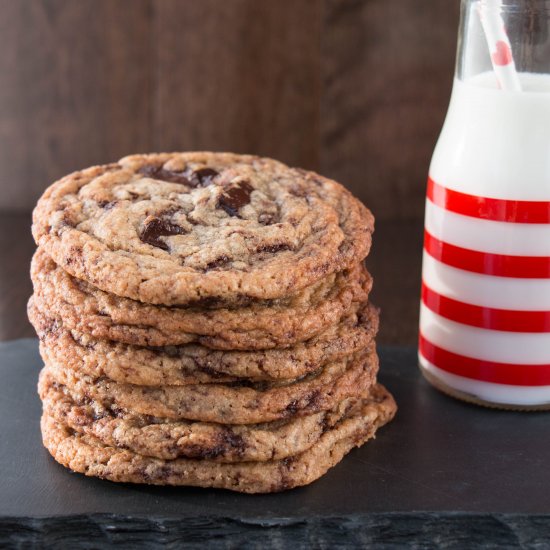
[{"x1": 32, "y1": 152, "x2": 373, "y2": 305}]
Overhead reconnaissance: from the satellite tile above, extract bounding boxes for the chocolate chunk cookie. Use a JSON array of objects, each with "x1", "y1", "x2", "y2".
[
  {"x1": 40, "y1": 370, "x2": 390, "y2": 462},
  {"x1": 30, "y1": 298, "x2": 378, "y2": 384},
  {"x1": 32, "y1": 152, "x2": 374, "y2": 306},
  {"x1": 40, "y1": 384, "x2": 396, "y2": 493},
  {"x1": 41, "y1": 349, "x2": 378, "y2": 424},
  {"x1": 31, "y1": 248, "x2": 371, "y2": 349}
]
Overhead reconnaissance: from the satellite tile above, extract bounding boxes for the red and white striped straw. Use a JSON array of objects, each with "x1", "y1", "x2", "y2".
[{"x1": 478, "y1": 0, "x2": 522, "y2": 91}]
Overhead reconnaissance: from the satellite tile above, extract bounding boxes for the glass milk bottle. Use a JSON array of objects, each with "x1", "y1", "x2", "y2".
[{"x1": 419, "y1": 0, "x2": 550, "y2": 408}]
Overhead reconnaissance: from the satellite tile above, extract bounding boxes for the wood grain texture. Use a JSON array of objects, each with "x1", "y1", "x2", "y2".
[
  {"x1": 0, "y1": 214, "x2": 35, "y2": 342},
  {"x1": 366, "y1": 219, "x2": 423, "y2": 346},
  {"x1": 0, "y1": 0, "x2": 153, "y2": 211},
  {"x1": 0, "y1": 0, "x2": 459, "y2": 218},
  {"x1": 153, "y1": 0, "x2": 321, "y2": 170},
  {"x1": 320, "y1": 0, "x2": 459, "y2": 220}
]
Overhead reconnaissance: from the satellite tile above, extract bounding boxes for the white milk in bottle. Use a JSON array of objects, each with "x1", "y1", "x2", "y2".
[{"x1": 418, "y1": 0, "x2": 550, "y2": 408}]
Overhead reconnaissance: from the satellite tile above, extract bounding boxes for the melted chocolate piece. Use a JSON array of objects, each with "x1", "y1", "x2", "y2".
[
  {"x1": 97, "y1": 200, "x2": 117, "y2": 210},
  {"x1": 220, "y1": 429, "x2": 246, "y2": 455},
  {"x1": 140, "y1": 218, "x2": 186, "y2": 251},
  {"x1": 205, "y1": 255, "x2": 231, "y2": 270},
  {"x1": 217, "y1": 181, "x2": 254, "y2": 217},
  {"x1": 138, "y1": 165, "x2": 191, "y2": 186},
  {"x1": 139, "y1": 164, "x2": 220, "y2": 188},
  {"x1": 189, "y1": 168, "x2": 219, "y2": 187},
  {"x1": 285, "y1": 400, "x2": 300, "y2": 415},
  {"x1": 305, "y1": 389, "x2": 322, "y2": 408},
  {"x1": 184, "y1": 296, "x2": 224, "y2": 308},
  {"x1": 257, "y1": 243, "x2": 291, "y2": 254}
]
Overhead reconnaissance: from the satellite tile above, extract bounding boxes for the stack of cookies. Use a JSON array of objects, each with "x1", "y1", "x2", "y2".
[{"x1": 28, "y1": 152, "x2": 396, "y2": 493}]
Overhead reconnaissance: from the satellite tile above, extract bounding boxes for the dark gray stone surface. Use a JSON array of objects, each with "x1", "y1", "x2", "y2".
[{"x1": 1, "y1": 339, "x2": 549, "y2": 548}]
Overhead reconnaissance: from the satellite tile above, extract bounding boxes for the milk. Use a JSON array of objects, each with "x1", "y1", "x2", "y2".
[
  {"x1": 419, "y1": 72, "x2": 550, "y2": 407},
  {"x1": 431, "y1": 72, "x2": 550, "y2": 200}
]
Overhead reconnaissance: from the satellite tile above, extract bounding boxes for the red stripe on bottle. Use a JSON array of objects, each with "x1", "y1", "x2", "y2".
[
  {"x1": 427, "y1": 177, "x2": 550, "y2": 223},
  {"x1": 424, "y1": 230, "x2": 550, "y2": 278},
  {"x1": 419, "y1": 334, "x2": 550, "y2": 386},
  {"x1": 422, "y1": 283, "x2": 550, "y2": 332}
]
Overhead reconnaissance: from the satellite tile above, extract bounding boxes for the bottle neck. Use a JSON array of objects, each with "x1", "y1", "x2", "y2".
[{"x1": 457, "y1": 0, "x2": 550, "y2": 82}]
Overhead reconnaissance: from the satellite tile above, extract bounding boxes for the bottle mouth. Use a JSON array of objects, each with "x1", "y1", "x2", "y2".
[
  {"x1": 457, "y1": 0, "x2": 550, "y2": 82},
  {"x1": 472, "y1": 0, "x2": 550, "y2": 14}
]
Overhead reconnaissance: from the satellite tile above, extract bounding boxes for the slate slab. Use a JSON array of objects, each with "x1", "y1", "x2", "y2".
[{"x1": 0, "y1": 339, "x2": 548, "y2": 548}]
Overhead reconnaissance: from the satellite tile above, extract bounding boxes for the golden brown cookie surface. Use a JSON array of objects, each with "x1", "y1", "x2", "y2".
[{"x1": 32, "y1": 152, "x2": 373, "y2": 306}]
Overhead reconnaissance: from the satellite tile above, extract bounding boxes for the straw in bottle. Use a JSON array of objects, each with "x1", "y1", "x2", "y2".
[{"x1": 478, "y1": 0, "x2": 522, "y2": 92}]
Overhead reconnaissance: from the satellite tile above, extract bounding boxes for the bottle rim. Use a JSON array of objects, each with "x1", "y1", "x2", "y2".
[{"x1": 463, "y1": 0, "x2": 550, "y2": 14}]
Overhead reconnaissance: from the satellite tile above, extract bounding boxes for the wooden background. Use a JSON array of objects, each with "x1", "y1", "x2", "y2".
[{"x1": 0, "y1": 0, "x2": 459, "y2": 219}]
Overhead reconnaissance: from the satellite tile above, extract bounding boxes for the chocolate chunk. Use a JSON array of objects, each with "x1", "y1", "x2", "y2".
[
  {"x1": 285, "y1": 400, "x2": 300, "y2": 415},
  {"x1": 205, "y1": 255, "x2": 231, "y2": 270},
  {"x1": 140, "y1": 218, "x2": 186, "y2": 251},
  {"x1": 194, "y1": 364, "x2": 223, "y2": 378},
  {"x1": 305, "y1": 389, "x2": 322, "y2": 408},
  {"x1": 184, "y1": 296, "x2": 224, "y2": 308},
  {"x1": 189, "y1": 168, "x2": 218, "y2": 187},
  {"x1": 138, "y1": 165, "x2": 191, "y2": 186},
  {"x1": 257, "y1": 243, "x2": 291, "y2": 254},
  {"x1": 97, "y1": 200, "x2": 117, "y2": 210},
  {"x1": 217, "y1": 181, "x2": 254, "y2": 217},
  {"x1": 220, "y1": 429, "x2": 246, "y2": 455}
]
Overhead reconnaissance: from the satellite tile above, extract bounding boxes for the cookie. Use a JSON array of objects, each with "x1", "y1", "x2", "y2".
[
  {"x1": 40, "y1": 385, "x2": 396, "y2": 493},
  {"x1": 40, "y1": 370, "x2": 390, "y2": 462},
  {"x1": 31, "y1": 248, "x2": 371, "y2": 349},
  {"x1": 30, "y1": 298, "x2": 378, "y2": 384},
  {"x1": 32, "y1": 152, "x2": 374, "y2": 306},
  {"x1": 41, "y1": 349, "x2": 378, "y2": 424}
]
